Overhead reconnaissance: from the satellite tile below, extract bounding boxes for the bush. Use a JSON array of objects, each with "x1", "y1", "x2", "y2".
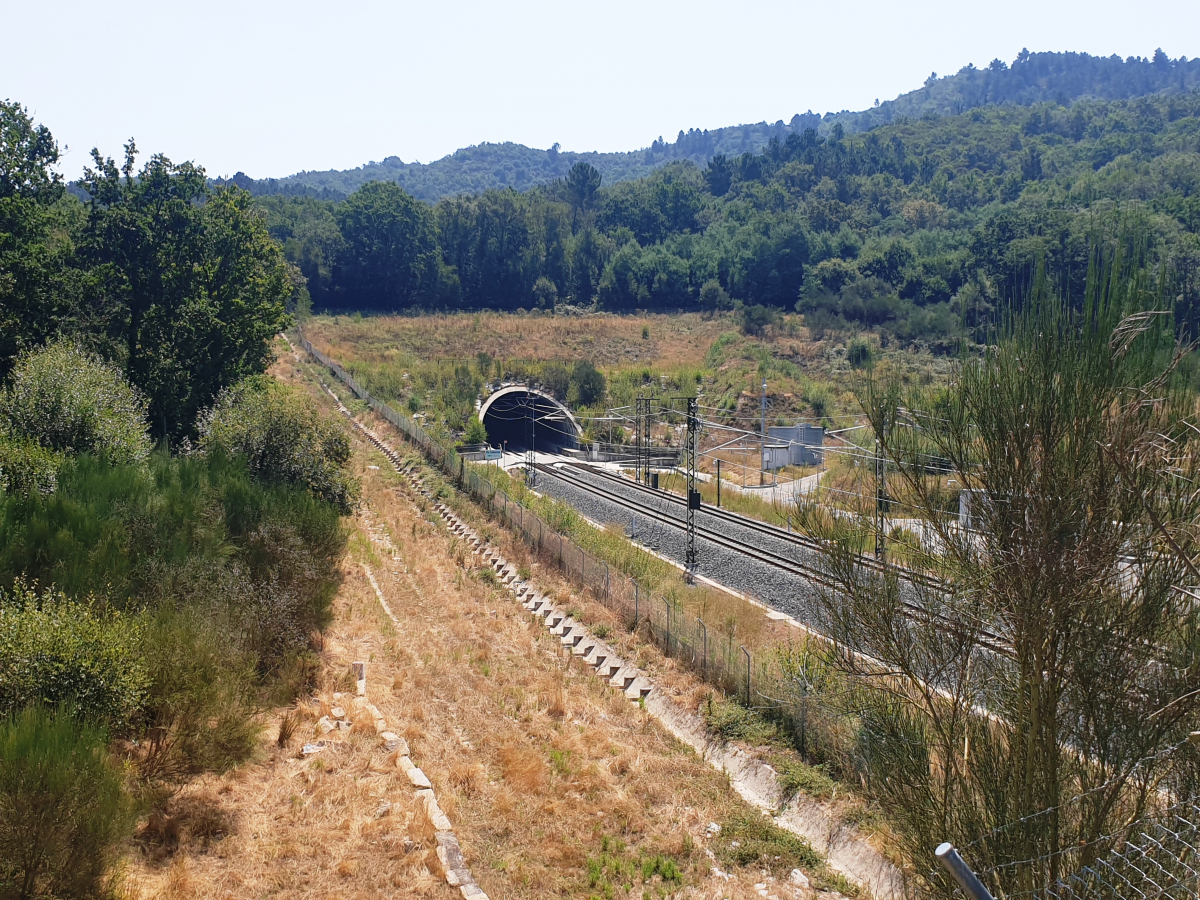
[
  {"x1": 0, "y1": 581, "x2": 148, "y2": 732},
  {"x1": 464, "y1": 415, "x2": 488, "y2": 445},
  {"x1": 0, "y1": 436, "x2": 61, "y2": 498},
  {"x1": 569, "y1": 360, "x2": 606, "y2": 406},
  {"x1": 199, "y1": 376, "x2": 359, "y2": 513},
  {"x1": 847, "y1": 336, "x2": 875, "y2": 369},
  {"x1": 740, "y1": 303, "x2": 779, "y2": 336},
  {"x1": 0, "y1": 705, "x2": 134, "y2": 900},
  {"x1": 0, "y1": 341, "x2": 151, "y2": 465},
  {"x1": 134, "y1": 608, "x2": 259, "y2": 796},
  {"x1": 712, "y1": 813, "x2": 823, "y2": 876},
  {"x1": 704, "y1": 694, "x2": 777, "y2": 744}
]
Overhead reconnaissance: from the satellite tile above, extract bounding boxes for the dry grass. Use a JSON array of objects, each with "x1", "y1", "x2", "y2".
[
  {"x1": 305, "y1": 311, "x2": 730, "y2": 372},
  {"x1": 121, "y1": 343, "x2": 837, "y2": 900}
]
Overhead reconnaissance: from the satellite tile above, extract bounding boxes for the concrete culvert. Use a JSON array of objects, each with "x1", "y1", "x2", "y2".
[{"x1": 478, "y1": 386, "x2": 581, "y2": 453}]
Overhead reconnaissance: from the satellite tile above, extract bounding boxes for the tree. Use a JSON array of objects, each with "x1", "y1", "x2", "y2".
[
  {"x1": 335, "y1": 181, "x2": 437, "y2": 310},
  {"x1": 699, "y1": 278, "x2": 731, "y2": 316},
  {"x1": 568, "y1": 360, "x2": 606, "y2": 406},
  {"x1": 797, "y1": 250, "x2": 1200, "y2": 893},
  {"x1": 532, "y1": 275, "x2": 558, "y2": 310},
  {"x1": 566, "y1": 162, "x2": 601, "y2": 226},
  {"x1": 0, "y1": 102, "x2": 77, "y2": 372},
  {"x1": 705, "y1": 154, "x2": 733, "y2": 196},
  {"x1": 80, "y1": 143, "x2": 291, "y2": 441}
]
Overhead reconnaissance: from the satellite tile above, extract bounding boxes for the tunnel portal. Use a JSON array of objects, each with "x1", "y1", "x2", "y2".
[{"x1": 479, "y1": 386, "x2": 581, "y2": 453}]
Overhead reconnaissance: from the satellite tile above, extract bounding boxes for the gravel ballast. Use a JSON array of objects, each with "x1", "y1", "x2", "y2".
[{"x1": 535, "y1": 466, "x2": 827, "y2": 628}]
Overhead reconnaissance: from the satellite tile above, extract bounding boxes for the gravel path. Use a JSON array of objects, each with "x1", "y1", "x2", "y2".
[{"x1": 536, "y1": 466, "x2": 827, "y2": 628}]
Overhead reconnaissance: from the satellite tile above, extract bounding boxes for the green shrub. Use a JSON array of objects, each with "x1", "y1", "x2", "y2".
[
  {"x1": 0, "y1": 705, "x2": 134, "y2": 900},
  {"x1": 847, "y1": 336, "x2": 875, "y2": 369},
  {"x1": 199, "y1": 376, "x2": 359, "y2": 513},
  {"x1": 135, "y1": 608, "x2": 259, "y2": 796},
  {"x1": 464, "y1": 415, "x2": 488, "y2": 445},
  {"x1": 704, "y1": 694, "x2": 777, "y2": 745},
  {"x1": 712, "y1": 813, "x2": 823, "y2": 875},
  {"x1": 0, "y1": 581, "x2": 148, "y2": 732},
  {"x1": 0, "y1": 436, "x2": 61, "y2": 498},
  {"x1": 774, "y1": 758, "x2": 839, "y2": 800},
  {"x1": 0, "y1": 341, "x2": 151, "y2": 465}
]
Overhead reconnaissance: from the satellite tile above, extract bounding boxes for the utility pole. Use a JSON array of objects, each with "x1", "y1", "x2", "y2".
[
  {"x1": 635, "y1": 396, "x2": 647, "y2": 484},
  {"x1": 526, "y1": 396, "x2": 536, "y2": 486},
  {"x1": 760, "y1": 378, "x2": 767, "y2": 487},
  {"x1": 685, "y1": 397, "x2": 699, "y2": 580}
]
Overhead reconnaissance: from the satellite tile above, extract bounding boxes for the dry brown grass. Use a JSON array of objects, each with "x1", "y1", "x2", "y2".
[{"x1": 305, "y1": 311, "x2": 731, "y2": 372}]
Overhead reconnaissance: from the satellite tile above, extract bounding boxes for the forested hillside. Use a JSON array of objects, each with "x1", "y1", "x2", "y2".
[
  {"x1": 237, "y1": 50, "x2": 1200, "y2": 201},
  {"x1": 260, "y1": 88, "x2": 1200, "y2": 349}
]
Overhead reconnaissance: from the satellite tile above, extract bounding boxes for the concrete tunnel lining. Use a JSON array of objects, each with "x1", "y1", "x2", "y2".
[{"x1": 478, "y1": 385, "x2": 582, "y2": 453}]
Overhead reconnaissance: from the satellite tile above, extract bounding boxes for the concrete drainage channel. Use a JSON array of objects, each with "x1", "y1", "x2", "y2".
[{"x1": 322, "y1": 381, "x2": 903, "y2": 900}]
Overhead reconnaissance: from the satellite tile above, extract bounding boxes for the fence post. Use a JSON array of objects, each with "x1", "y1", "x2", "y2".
[
  {"x1": 742, "y1": 646, "x2": 751, "y2": 707},
  {"x1": 634, "y1": 582, "x2": 639, "y2": 628},
  {"x1": 934, "y1": 844, "x2": 995, "y2": 900},
  {"x1": 605, "y1": 563, "x2": 610, "y2": 600},
  {"x1": 699, "y1": 618, "x2": 707, "y2": 675},
  {"x1": 665, "y1": 598, "x2": 671, "y2": 657}
]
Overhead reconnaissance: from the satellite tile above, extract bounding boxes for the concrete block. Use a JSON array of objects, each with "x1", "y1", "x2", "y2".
[
  {"x1": 624, "y1": 677, "x2": 652, "y2": 701},
  {"x1": 583, "y1": 643, "x2": 609, "y2": 666},
  {"x1": 352, "y1": 661, "x2": 366, "y2": 696},
  {"x1": 380, "y1": 732, "x2": 410, "y2": 755},
  {"x1": 609, "y1": 667, "x2": 637, "y2": 691},
  {"x1": 460, "y1": 885, "x2": 489, "y2": 899},
  {"x1": 416, "y1": 789, "x2": 453, "y2": 832},
  {"x1": 600, "y1": 658, "x2": 625, "y2": 679},
  {"x1": 546, "y1": 612, "x2": 564, "y2": 629},
  {"x1": 572, "y1": 638, "x2": 595, "y2": 657},
  {"x1": 398, "y1": 754, "x2": 432, "y2": 788},
  {"x1": 435, "y1": 832, "x2": 470, "y2": 885}
]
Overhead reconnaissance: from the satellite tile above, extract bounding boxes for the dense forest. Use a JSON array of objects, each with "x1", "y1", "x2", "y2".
[
  {"x1": 257, "y1": 81, "x2": 1200, "y2": 348},
  {"x1": 234, "y1": 50, "x2": 1200, "y2": 202}
]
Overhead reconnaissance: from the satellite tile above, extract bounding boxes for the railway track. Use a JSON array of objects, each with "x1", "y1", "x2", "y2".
[
  {"x1": 536, "y1": 462, "x2": 1011, "y2": 656},
  {"x1": 569, "y1": 461, "x2": 945, "y2": 591}
]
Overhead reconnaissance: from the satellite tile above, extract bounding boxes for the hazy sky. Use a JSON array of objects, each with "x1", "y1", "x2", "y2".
[{"x1": 4, "y1": 0, "x2": 1199, "y2": 180}]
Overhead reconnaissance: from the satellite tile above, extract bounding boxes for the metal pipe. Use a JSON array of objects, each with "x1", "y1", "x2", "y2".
[{"x1": 935, "y1": 843, "x2": 994, "y2": 900}]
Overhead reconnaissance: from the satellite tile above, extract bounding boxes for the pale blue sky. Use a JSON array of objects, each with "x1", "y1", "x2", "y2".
[{"x1": 4, "y1": 0, "x2": 1198, "y2": 180}]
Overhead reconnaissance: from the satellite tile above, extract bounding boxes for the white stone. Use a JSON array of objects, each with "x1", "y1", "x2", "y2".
[
  {"x1": 789, "y1": 869, "x2": 810, "y2": 889},
  {"x1": 331, "y1": 706, "x2": 346, "y2": 719},
  {"x1": 317, "y1": 716, "x2": 335, "y2": 734}
]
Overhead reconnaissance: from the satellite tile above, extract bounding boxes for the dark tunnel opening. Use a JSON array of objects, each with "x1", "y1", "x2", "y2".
[{"x1": 480, "y1": 391, "x2": 579, "y2": 453}]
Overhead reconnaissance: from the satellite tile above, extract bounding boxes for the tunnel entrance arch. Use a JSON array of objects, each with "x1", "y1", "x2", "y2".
[{"x1": 478, "y1": 385, "x2": 582, "y2": 453}]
